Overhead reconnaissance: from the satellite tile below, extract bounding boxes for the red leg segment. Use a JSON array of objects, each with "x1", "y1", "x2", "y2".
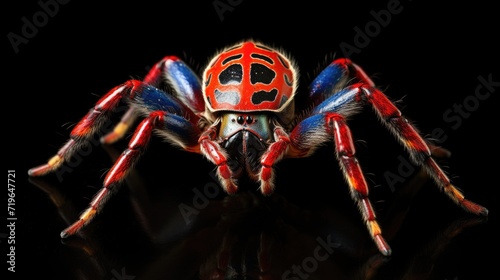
[
  {"x1": 284, "y1": 110, "x2": 391, "y2": 255},
  {"x1": 28, "y1": 81, "x2": 140, "y2": 177},
  {"x1": 101, "y1": 55, "x2": 203, "y2": 144},
  {"x1": 60, "y1": 111, "x2": 166, "y2": 238},
  {"x1": 99, "y1": 60, "x2": 165, "y2": 145},
  {"x1": 333, "y1": 58, "x2": 376, "y2": 87},
  {"x1": 29, "y1": 79, "x2": 200, "y2": 177},
  {"x1": 359, "y1": 85, "x2": 488, "y2": 216},
  {"x1": 314, "y1": 58, "x2": 489, "y2": 217},
  {"x1": 259, "y1": 126, "x2": 291, "y2": 195},
  {"x1": 327, "y1": 113, "x2": 391, "y2": 256},
  {"x1": 199, "y1": 123, "x2": 238, "y2": 194},
  {"x1": 100, "y1": 106, "x2": 138, "y2": 145}
]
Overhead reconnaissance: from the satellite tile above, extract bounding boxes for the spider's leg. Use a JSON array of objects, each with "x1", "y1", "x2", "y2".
[
  {"x1": 315, "y1": 83, "x2": 488, "y2": 216},
  {"x1": 259, "y1": 126, "x2": 290, "y2": 195},
  {"x1": 60, "y1": 111, "x2": 163, "y2": 237},
  {"x1": 355, "y1": 84, "x2": 489, "y2": 216},
  {"x1": 258, "y1": 82, "x2": 368, "y2": 194},
  {"x1": 260, "y1": 58, "x2": 373, "y2": 195},
  {"x1": 102, "y1": 56, "x2": 205, "y2": 144},
  {"x1": 198, "y1": 123, "x2": 238, "y2": 194},
  {"x1": 308, "y1": 58, "x2": 374, "y2": 106},
  {"x1": 61, "y1": 106, "x2": 202, "y2": 237},
  {"x1": 99, "y1": 105, "x2": 138, "y2": 145},
  {"x1": 28, "y1": 81, "x2": 200, "y2": 177},
  {"x1": 286, "y1": 109, "x2": 392, "y2": 256},
  {"x1": 146, "y1": 56, "x2": 205, "y2": 113},
  {"x1": 261, "y1": 85, "x2": 391, "y2": 255},
  {"x1": 308, "y1": 60, "x2": 488, "y2": 216},
  {"x1": 28, "y1": 81, "x2": 137, "y2": 177}
]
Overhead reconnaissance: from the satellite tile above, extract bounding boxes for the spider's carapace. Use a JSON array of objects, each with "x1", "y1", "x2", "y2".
[
  {"x1": 28, "y1": 40, "x2": 488, "y2": 256},
  {"x1": 203, "y1": 41, "x2": 296, "y2": 113}
]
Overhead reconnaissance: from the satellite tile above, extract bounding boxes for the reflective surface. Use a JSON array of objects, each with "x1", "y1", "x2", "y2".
[{"x1": 20, "y1": 140, "x2": 494, "y2": 280}]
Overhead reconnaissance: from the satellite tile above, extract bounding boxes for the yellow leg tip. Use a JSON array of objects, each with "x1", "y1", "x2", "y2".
[
  {"x1": 369, "y1": 220, "x2": 382, "y2": 236},
  {"x1": 48, "y1": 155, "x2": 63, "y2": 168},
  {"x1": 79, "y1": 208, "x2": 96, "y2": 221},
  {"x1": 101, "y1": 122, "x2": 129, "y2": 144},
  {"x1": 114, "y1": 122, "x2": 129, "y2": 135}
]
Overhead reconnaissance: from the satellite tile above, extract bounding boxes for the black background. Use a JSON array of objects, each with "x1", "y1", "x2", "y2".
[{"x1": 4, "y1": 0, "x2": 499, "y2": 279}]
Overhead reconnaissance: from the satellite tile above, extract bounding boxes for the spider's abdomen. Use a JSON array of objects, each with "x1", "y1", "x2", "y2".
[
  {"x1": 203, "y1": 40, "x2": 298, "y2": 113},
  {"x1": 219, "y1": 113, "x2": 272, "y2": 178}
]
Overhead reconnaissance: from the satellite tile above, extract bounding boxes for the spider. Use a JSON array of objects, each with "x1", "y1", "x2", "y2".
[{"x1": 28, "y1": 40, "x2": 488, "y2": 256}]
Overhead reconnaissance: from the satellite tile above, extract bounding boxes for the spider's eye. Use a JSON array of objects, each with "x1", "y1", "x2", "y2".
[
  {"x1": 237, "y1": 116, "x2": 245, "y2": 124},
  {"x1": 246, "y1": 116, "x2": 253, "y2": 124}
]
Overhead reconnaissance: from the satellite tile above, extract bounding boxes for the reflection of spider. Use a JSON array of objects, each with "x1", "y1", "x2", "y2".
[
  {"x1": 29, "y1": 148, "x2": 486, "y2": 280},
  {"x1": 28, "y1": 40, "x2": 488, "y2": 256}
]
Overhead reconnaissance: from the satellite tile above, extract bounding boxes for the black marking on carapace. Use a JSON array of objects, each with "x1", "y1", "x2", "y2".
[
  {"x1": 252, "y1": 89, "x2": 278, "y2": 104},
  {"x1": 251, "y1": 53, "x2": 274, "y2": 64},
  {"x1": 219, "y1": 64, "x2": 243, "y2": 84},
  {"x1": 215, "y1": 89, "x2": 240, "y2": 105},
  {"x1": 284, "y1": 74, "x2": 293, "y2": 87},
  {"x1": 250, "y1": 63, "x2": 275, "y2": 85},
  {"x1": 279, "y1": 95, "x2": 289, "y2": 107},
  {"x1": 222, "y1": 54, "x2": 243, "y2": 65},
  {"x1": 205, "y1": 73, "x2": 212, "y2": 87},
  {"x1": 277, "y1": 55, "x2": 290, "y2": 69}
]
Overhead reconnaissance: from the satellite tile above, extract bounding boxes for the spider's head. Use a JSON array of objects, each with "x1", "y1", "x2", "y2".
[{"x1": 202, "y1": 40, "x2": 298, "y2": 123}]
